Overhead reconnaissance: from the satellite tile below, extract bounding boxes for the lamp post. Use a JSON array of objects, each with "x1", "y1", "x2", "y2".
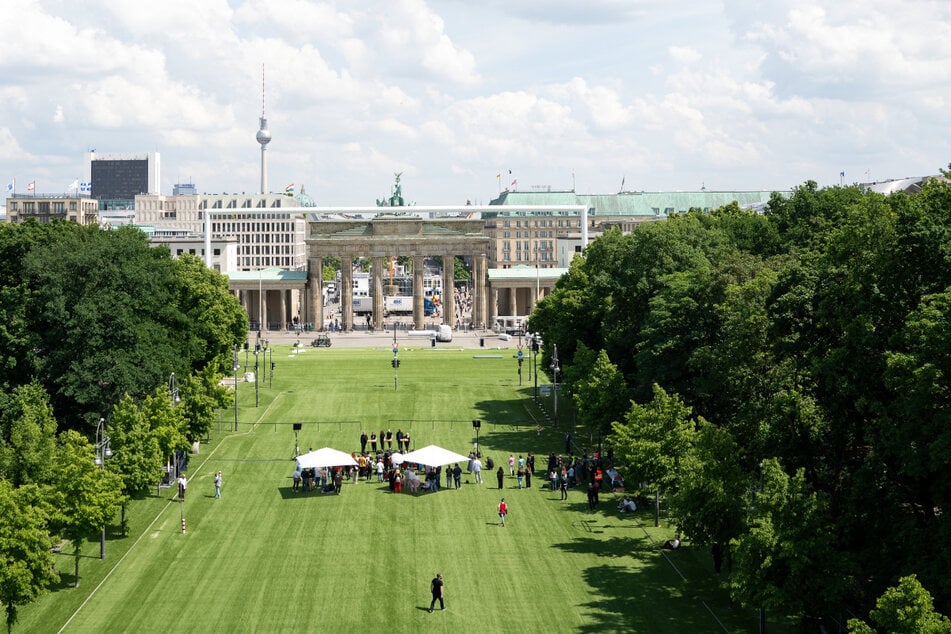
[
  {"x1": 550, "y1": 344, "x2": 560, "y2": 427},
  {"x1": 168, "y1": 372, "x2": 180, "y2": 405},
  {"x1": 233, "y1": 346, "x2": 239, "y2": 431},
  {"x1": 261, "y1": 339, "x2": 269, "y2": 384},
  {"x1": 532, "y1": 335, "x2": 539, "y2": 400},
  {"x1": 253, "y1": 344, "x2": 260, "y2": 408},
  {"x1": 94, "y1": 417, "x2": 112, "y2": 559}
]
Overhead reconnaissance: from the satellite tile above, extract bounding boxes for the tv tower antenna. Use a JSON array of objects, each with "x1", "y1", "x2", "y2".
[{"x1": 255, "y1": 64, "x2": 271, "y2": 194}]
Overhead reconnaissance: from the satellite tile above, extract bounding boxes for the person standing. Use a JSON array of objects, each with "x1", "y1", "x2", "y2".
[
  {"x1": 525, "y1": 464, "x2": 532, "y2": 489},
  {"x1": 370, "y1": 432, "x2": 377, "y2": 452},
  {"x1": 445, "y1": 465, "x2": 453, "y2": 489},
  {"x1": 453, "y1": 463, "x2": 462, "y2": 489},
  {"x1": 498, "y1": 498, "x2": 508, "y2": 527},
  {"x1": 508, "y1": 454, "x2": 515, "y2": 476},
  {"x1": 428, "y1": 573, "x2": 445, "y2": 612},
  {"x1": 560, "y1": 473, "x2": 568, "y2": 501},
  {"x1": 385, "y1": 429, "x2": 393, "y2": 449},
  {"x1": 472, "y1": 456, "x2": 483, "y2": 484},
  {"x1": 496, "y1": 466, "x2": 505, "y2": 489},
  {"x1": 565, "y1": 432, "x2": 572, "y2": 455},
  {"x1": 360, "y1": 431, "x2": 368, "y2": 454},
  {"x1": 177, "y1": 474, "x2": 187, "y2": 501},
  {"x1": 516, "y1": 465, "x2": 524, "y2": 489},
  {"x1": 214, "y1": 471, "x2": 222, "y2": 499}
]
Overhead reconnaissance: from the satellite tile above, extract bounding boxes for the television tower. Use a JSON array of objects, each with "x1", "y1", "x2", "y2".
[{"x1": 255, "y1": 65, "x2": 271, "y2": 194}]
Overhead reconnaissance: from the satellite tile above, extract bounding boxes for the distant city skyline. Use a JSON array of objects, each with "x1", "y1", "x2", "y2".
[{"x1": 1, "y1": 0, "x2": 948, "y2": 206}]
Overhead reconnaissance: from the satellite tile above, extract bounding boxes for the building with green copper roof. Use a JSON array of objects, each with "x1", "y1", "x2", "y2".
[{"x1": 484, "y1": 188, "x2": 784, "y2": 269}]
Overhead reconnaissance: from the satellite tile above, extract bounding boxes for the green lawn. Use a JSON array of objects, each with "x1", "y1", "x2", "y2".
[{"x1": 20, "y1": 343, "x2": 777, "y2": 633}]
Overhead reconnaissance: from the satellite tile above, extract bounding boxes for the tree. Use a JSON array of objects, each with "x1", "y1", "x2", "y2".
[
  {"x1": 0, "y1": 381, "x2": 57, "y2": 487},
  {"x1": 171, "y1": 254, "x2": 248, "y2": 374},
  {"x1": 610, "y1": 384, "x2": 696, "y2": 526},
  {"x1": 848, "y1": 575, "x2": 951, "y2": 634},
  {"x1": 141, "y1": 388, "x2": 191, "y2": 474},
  {"x1": 23, "y1": 225, "x2": 187, "y2": 428},
  {"x1": 730, "y1": 459, "x2": 851, "y2": 626},
  {"x1": 178, "y1": 366, "x2": 232, "y2": 443},
  {"x1": 108, "y1": 396, "x2": 164, "y2": 534},
  {"x1": 48, "y1": 430, "x2": 124, "y2": 587},
  {"x1": 0, "y1": 480, "x2": 58, "y2": 633},
  {"x1": 569, "y1": 345, "x2": 629, "y2": 442},
  {"x1": 669, "y1": 420, "x2": 747, "y2": 564}
]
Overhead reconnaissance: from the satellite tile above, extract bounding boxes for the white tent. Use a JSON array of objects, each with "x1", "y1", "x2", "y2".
[
  {"x1": 390, "y1": 452, "x2": 405, "y2": 465},
  {"x1": 296, "y1": 447, "x2": 358, "y2": 469},
  {"x1": 400, "y1": 445, "x2": 470, "y2": 468}
]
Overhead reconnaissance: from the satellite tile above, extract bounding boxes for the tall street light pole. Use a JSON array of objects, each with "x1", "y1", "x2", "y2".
[
  {"x1": 94, "y1": 417, "x2": 112, "y2": 559},
  {"x1": 551, "y1": 344, "x2": 560, "y2": 427},
  {"x1": 233, "y1": 346, "x2": 239, "y2": 431}
]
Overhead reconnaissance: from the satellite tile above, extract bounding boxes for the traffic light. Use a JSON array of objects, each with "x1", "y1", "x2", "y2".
[
  {"x1": 531, "y1": 337, "x2": 539, "y2": 353},
  {"x1": 391, "y1": 358, "x2": 401, "y2": 368}
]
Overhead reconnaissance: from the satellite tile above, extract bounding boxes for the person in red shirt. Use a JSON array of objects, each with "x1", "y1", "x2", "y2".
[{"x1": 498, "y1": 498, "x2": 508, "y2": 527}]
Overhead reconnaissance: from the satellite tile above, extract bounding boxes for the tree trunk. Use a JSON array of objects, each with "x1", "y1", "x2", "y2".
[
  {"x1": 74, "y1": 543, "x2": 81, "y2": 588},
  {"x1": 654, "y1": 488, "x2": 660, "y2": 527}
]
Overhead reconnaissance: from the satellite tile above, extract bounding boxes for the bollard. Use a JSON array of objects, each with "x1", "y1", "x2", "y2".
[{"x1": 182, "y1": 518, "x2": 187, "y2": 533}]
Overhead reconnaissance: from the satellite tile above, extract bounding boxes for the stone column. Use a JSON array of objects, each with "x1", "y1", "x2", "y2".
[
  {"x1": 307, "y1": 256, "x2": 323, "y2": 331},
  {"x1": 529, "y1": 285, "x2": 537, "y2": 315},
  {"x1": 341, "y1": 257, "x2": 353, "y2": 332},
  {"x1": 472, "y1": 253, "x2": 486, "y2": 330},
  {"x1": 279, "y1": 288, "x2": 287, "y2": 331},
  {"x1": 508, "y1": 286, "x2": 517, "y2": 317},
  {"x1": 372, "y1": 256, "x2": 385, "y2": 330},
  {"x1": 488, "y1": 286, "x2": 498, "y2": 331},
  {"x1": 413, "y1": 255, "x2": 425, "y2": 329},
  {"x1": 442, "y1": 253, "x2": 455, "y2": 328}
]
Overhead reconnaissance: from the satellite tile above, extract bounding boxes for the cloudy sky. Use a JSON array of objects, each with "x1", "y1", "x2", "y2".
[{"x1": 2, "y1": 0, "x2": 949, "y2": 206}]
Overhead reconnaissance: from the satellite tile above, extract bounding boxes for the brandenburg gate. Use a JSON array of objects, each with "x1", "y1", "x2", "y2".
[{"x1": 304, "y1": 212, "x2": 491, "y2": 332}]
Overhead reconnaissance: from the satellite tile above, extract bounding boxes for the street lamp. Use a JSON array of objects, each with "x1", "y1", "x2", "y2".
[
  {"x1": 94, "y1": 417, "x2": 112, "y2": 559},
  {"x1": 261, "y1": 339, "x2": 269, "y2": 384},
  {"x1": 550, "y1": 343, "x2": 560, "y2": 426},
  {"x1": 168, "y1": 372, "x2": 180, "y2": 405},
  {"x1": 532, "y1": 334, "x2": 539, "y2": 400},
  {"x1": 253, "y1": 343, "x2": 260, "y2": 408},
  {"x1": 233, "y1": 346, "x2": 240, "y2": 431}
]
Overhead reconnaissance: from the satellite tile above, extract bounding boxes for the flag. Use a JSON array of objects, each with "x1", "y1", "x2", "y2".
[
  {"x1": 510, "y1": 179, "x2": 517, "y2": 188},
  {"x1": 68, "y1": 179, "x2": 79, "y2": 192},
  {"x1": 285, "y1": 183, "x2": 295, "y2": 193},
  {"x1": 839, "y1": 171, "x2": 845, "y2": 178},
  {"x1": 80, "y1": 181, "x2": 91, "y2": 193},
  {"x1": 620, "y1": 176, "x2": 625, "y2": 191},
  {"x1": 27, "y1": 181, "x2": 35, "y2": 191},
  {"x1": 4, "y1": 180, "x2": 12, "y2": 193}
]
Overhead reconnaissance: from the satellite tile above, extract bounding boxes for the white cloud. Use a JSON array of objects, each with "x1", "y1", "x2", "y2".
[{"x1": 0, "y1": 0, "x2": 948, "y2": 203}]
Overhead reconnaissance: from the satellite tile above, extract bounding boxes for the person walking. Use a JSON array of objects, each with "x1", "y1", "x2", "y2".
[
  {"x1": 496, "y1": 466, "x2": 505, "y2": 489},
  {"x1": 560, "y1": 473, "x2": 568, "y2": 501},
  {"x1": 516, "y1": 465, "x2": 524, "y2": 489},
  {"x1": 214, "y1": 471, "x2": 222, "y2": 498},
  {"x1": 428, "y1": 573, "x2": 445, "y2": 612},
  {"x1": 508, "y1": 454, "x2": 515, "y2": 476},
  {"x1": 498, "y1": 498, "x2": 508, "y2": 527},
  {"x1": 177, "y1": 474, "x2": 187, "y2": 502}
]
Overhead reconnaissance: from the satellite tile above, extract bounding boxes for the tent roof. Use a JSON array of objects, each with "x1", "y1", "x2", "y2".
[
  {"x1": 400, "y1": 445, "x2": 470, "y2": 468},
  {"x1": 296, "y1": 447, "x2": 357, "y2": 469}
]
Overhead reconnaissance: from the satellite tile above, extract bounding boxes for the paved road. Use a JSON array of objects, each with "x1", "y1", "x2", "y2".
[{"x1": 247, "y1": 328, "x2": 527, "y2": 350}]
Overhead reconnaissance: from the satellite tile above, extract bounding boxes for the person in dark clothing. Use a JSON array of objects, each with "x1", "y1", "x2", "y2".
[
  {"x1": 525, "y1": 465, "x2": 532, "y2": 488},
  {"x1": 445, "y1": 465, "x2": 453, "y2": 489},
  {"x1": 452, "y1": 463, "x2": 462, "y2": 489},
  {"x1": 497, "y1": 466, "x2": 505, "y2": 489},
  {"x1": 565, "y1": 432, "x2": 572, "y2": 454},
  {"x1": 360, "y1": 431, "x2": 368, "y2": 454},
  {"x1": 428, "y1": 573, "x2": 445, "y2": 612},
  {"x1": 370, "y1": 432, "x2": 377, "y2": 452},
  {"x1": 586, "y1": 482, "x2": 596, "y2": 511}
]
